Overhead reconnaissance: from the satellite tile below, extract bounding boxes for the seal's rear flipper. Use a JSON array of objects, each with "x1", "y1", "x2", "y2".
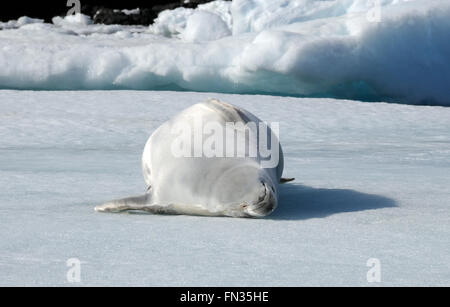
[
  {"x1": 280, "y1": 178, "x2": 295, "y2": 184},
  {"x1": 95, "y1": 194, "x2": 151, "y2": 213},
  {"x1": 95, "y1": 194, "x2": 183, "y2": 215}
]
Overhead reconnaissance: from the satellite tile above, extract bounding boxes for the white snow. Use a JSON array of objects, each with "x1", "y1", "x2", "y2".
[
  {"x1": 182, "y1": 11, "x2": 231, "y2": 42},
  {"x1": 52, "y1": 13, "x2": 93, "y2": 26},
  {"x1": 150, "y1": 1, "x2": 232, "y2": 38},
  {"x1": 0, "y1": 90, "x2": 449, "y2": 286},
  {"x1": 0, "y1": 16, "x2": 44, "y2": 29},
  {"x1": 0, "y1": 0, "x2": 449, "y2": 105}
]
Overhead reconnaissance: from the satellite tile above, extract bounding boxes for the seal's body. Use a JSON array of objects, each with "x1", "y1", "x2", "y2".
[{"x1": 96, "y1": 99, "x2": 290, "y2": 218}]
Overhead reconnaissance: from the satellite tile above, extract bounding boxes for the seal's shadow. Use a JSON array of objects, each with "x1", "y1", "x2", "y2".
[{"x1": 270, "y1": 184, "x2": 397, "y2": 220}]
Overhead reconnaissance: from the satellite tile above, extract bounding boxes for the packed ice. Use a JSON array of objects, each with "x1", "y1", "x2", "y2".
[{"x1": 1, "y1": 90, "x2": 449, "y2": 286}]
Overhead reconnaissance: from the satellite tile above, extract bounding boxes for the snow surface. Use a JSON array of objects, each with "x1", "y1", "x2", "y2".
[
  {"x1": 0, "y1": 90, "x2": 449, "y2": 286},
  {"x1": 1, "y1": 0, "x2": 449, "y2": 105}
]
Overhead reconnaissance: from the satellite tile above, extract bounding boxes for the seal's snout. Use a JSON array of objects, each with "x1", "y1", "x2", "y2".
[{"x1": 247, "y1": 182, "x2": 277, "y2": 218}]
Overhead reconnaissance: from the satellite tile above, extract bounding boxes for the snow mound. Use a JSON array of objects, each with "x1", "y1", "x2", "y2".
[
  {"x1": 0, "y1": 16, "x2": 44, "y2": 29},
  {"x1": 0, "y1": 0, "x2": 449, "y2": 106},
  {"x1": 182, "y1": 11, "x2": 231, "y2": 42},
  {"x1": 52, "y1": 13, "x2": 93, "y2": 26},
  {"x1": 150, "y1": 0, "x2": 232, "y2": 38}
]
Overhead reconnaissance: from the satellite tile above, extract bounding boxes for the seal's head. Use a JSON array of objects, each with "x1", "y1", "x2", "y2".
[
  {"x1": 245, "y1": 180, "x2": 278, "y2": 218},
  {"x1": 211, "y1": 163, "x2": 278, "y2": 218}
]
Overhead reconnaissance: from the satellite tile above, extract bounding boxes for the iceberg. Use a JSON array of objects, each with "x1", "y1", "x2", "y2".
[{"x1": 0, "y1": 0, "x2": 449, "y2": 105}]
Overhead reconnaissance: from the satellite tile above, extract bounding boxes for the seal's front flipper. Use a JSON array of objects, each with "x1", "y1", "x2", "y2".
[
  {"x1": 95, "y1": 194, "x2": 150, "y2": 213},
  {"x1": 280, "y1": 178, "x2": 295, "y2": 184}
]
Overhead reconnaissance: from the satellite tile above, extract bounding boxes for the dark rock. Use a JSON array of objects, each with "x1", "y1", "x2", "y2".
[
  {"x1": 82, "y1": 1, "x2": 229, "y2": 26},
  {"x1": 89, "y1": 7, "x2": 157, "y2": 26},
  {"x1": 0, "y1": 0, "x2": 230, "y2": 25}
]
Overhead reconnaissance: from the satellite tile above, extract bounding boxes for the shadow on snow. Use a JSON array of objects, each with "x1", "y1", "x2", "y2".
[{"x1": 270, "y1": 183, "x2": 397, "y2": 220}]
